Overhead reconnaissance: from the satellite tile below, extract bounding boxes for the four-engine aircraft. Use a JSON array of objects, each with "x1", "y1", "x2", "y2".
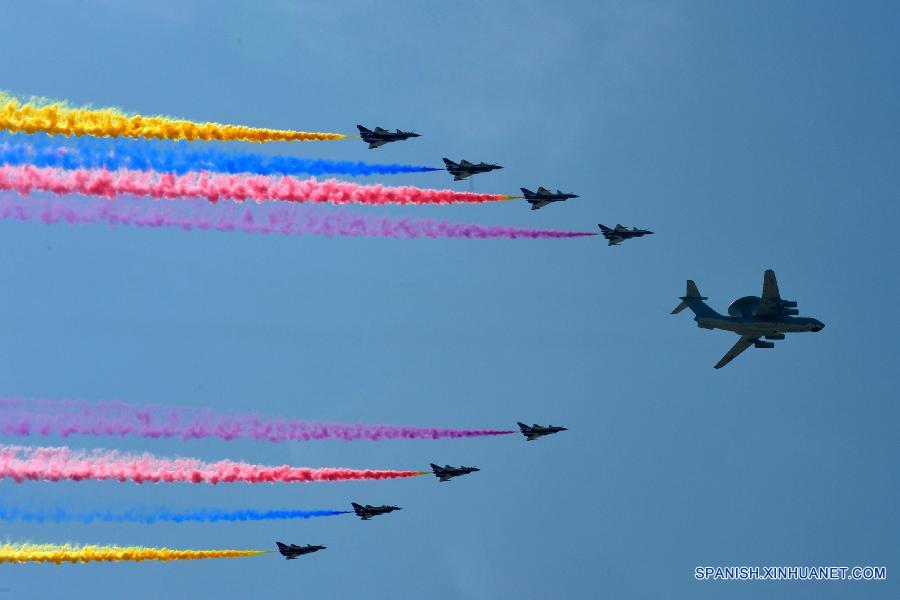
[
  {"x1": 518, "y1": 422, "x2": 568, "y2": 441},
  {"x1": 672, "y1": 269, "x2": 824, "y2": 369},
  {"x1": 598, "y1": 223, "x2": 653, "y2": 246},
  {"x1": 357, "y1": 125, "x2": 420, "y2": 149},
  {"x1": 520, "y1": 187, "x2": 579, "y2": 210},
  {"x1": 442, "y1": 158, "x2": 503, "y2": 180},
  {"x1": 352, "y1": 503, "x2": 402, "y2": 520},
  {"x1": 430, "y1": 463, "x2": 480, "y2": 482},
  {"x1": 276, "y1": 542, "x2": 326, "y2": 560}
]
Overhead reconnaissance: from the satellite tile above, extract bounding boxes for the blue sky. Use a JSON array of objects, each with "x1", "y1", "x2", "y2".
[{"x1": 0, "y1": 1, "x2": 897, "y2": 598}]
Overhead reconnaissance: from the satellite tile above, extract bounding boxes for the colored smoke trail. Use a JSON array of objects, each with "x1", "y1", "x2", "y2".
[
  {"x1": 0, "y1": 134, "x2": 441, "y2": 176},
  {"x1": 0, "y1": 195, "x2": 597, "y2": 240},
  {"x1": 0, "y1": 445, "x2": 427, "y2": 485},
  {"x1": 0, "y1": 398, "x2": 515, "y2": 442},
  {"x1": 0, "y1": 506, "x2": 349, "y2": 525},
  {"x1": 0, "y1": 91, "x2": 345, "y2": 143},
  {"x1": 0, "y1": 543, "x2": 266, "y2": 564},
  {"x1": 0, "y1": 165, "x2": 513, "y2": 206}
]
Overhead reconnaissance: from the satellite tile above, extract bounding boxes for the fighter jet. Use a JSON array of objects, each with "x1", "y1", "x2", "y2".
[
  {"x1": 357, "y1": 125, "x2": 420, "y2": 149},
  {"x1": 430, "y1": 463, "x2": 479, "y2": 482},
  {"x1": 672, "y1": 269, "x2": 824, "y2": 369},
  {"x1": 518, "y1": 422, "x2": 568, "y2": 441},
  {"x1": 520, "y1": 187, "x2": 579, "y2": 210},
  {"x1": 276, "y1": 542, "x2": 326, "y2": 560},
  {"x1": 442, "y1": 158, "x2": 503, "y2": 181},
  {"x1": 598, "y1": 223, "x2": 653, "y2": 246},
  {"x1": 351, "y1": 502, "x2": 402, "y2": 520}
]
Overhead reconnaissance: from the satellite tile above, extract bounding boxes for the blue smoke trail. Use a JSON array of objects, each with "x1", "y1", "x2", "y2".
[
  {"x1": 0, "y1": 133, "x2": 441, "y2": 177},
  {"x1": 0, "y1": 506, "x2": 350, "y2": 524}
]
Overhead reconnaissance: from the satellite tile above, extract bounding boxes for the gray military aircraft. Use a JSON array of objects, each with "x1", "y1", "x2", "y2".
[
  {"x1": 357, "y1": 125, "x2": 420, "y2": 149},
  {"x1": 518, "y1": 422, "x2": 567, "y2": 441},
  {"x1": 598, "y1": 223, "x2": 653, "y2": 246},
  {"x1": 442, "y1": 158, "x2": 503, "y2": 180},
  {"x1": 672, "y1": 269, "x2": 824, "y2": 369},
  {"x1": 430, "y1": 463, "x2": 479, "y2": 482},
  {"x1": 520, "y1": 187, "x2": 579, "y2": 210},
  {"x1": 351, "y1": 502, "x2": 401, "y2": 520},
  {"x1": 276, "y1": 542, "x2": 326, "y2": 560}
]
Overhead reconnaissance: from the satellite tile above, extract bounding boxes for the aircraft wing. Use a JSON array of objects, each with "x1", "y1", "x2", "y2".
[
  {"x1": 367, "y1": 140, "x2": 388, "y2": 149},
  {"x1": 453, "y1": 172, "x2": 472, "y2": 180},
  {"x1": 754, "y1": 269, "x2": 782, "y2": 317},
  {"x1": 529, "y1": 200, "x2": 551, "y2": 210},
  {"x1": 714, "y1": 336, "x2": 757, "y2": 369}
]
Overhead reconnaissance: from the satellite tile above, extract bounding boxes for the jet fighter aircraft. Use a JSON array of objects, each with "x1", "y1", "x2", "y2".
[
  {"x1": 430, "y1": 463, "x2": 479, "y2": 482},
  {"x1": 442, "y1": 158, "x2": 503, "y2": 180},
  {"x1": 520, "y1": 187, "x2": 579, "y2": 210},
  {"x1": 276, "y1": 542, "x2": 326, "y2": 560},
  {"x1": 357, "y1": 125, "x2": 420, "y2": 149},
  {"x1": 672, "y1": 269, "x2": 824, "y2": 369},
  {"x1": 351, "y1": 502, "x2": 402, "y2": 520},
  {"x1": 518, "y1": 422, "x2": 568, "y2": 441},
  {"x1": 598, "y1": 223, "x2": 653, "y2": 246}
]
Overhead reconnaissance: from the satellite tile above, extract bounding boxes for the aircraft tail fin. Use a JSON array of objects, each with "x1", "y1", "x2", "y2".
[
  {"x1": 517, "y1": 422, "x2": 528, "y2": 432},
  {"x1": 520, "y1": 188, "x2": 534, "y2": 197},
  {"x1": 672, "y1": 280, "x2": 716, "y2": 316},
  {"x1": 356, "y1": 125, "x2": 372, "y2": 134},
  {"x1": 351, "y1": 502, "x2": 363, "y2": 510},
  {"x1": 442, "y1": 158, "x2": 457, "y2": 168},
  {"x1": 597, "y1": 224, "x2": 612, "y2": 233}
]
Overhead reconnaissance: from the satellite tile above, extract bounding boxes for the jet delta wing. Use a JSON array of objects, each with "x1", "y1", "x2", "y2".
[
  {"x1": 276, "y1": 542, "x2": 326, "y2": 560},
  {"x1": 597, "y1": 223, "x2": 653, "y2": 246},
  {"x1": 518, "y1": 422, "x2": 568, "y2": 441}
]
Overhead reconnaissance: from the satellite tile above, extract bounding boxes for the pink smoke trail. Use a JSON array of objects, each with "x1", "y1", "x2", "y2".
[
  {"x1": 0, "y1": 445, "x2": 427, "y2": 484},
  {"x1": 0, "y1": 398, "x2": 514, "y2": 442},
  {"x1": 0, "y1": 164, "x2": 516, "y2": 206},
  {"x1": 0, "y1": 195, "x2": 597, "y2": 240}
]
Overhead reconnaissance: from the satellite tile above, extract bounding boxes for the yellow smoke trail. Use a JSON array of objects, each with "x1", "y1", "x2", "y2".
[
  {"x1": 0, "y1": 91, "x2": 346, "y2": 143},
  {"x1": 0, "y1": 543, "x2": 268, "y2": 564}
]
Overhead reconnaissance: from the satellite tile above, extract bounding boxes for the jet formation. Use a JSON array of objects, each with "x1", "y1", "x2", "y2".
[
  {"x1": 357, "y1": 125, "x2": 420, "y2": 149},
  {"x1": 518, "y1": 422, "x2": 568, "y2": 441},
  {"x1": 442, "y1": 158, "x2": 503, "y2": 180},
  {"x1": 598, "y1": 224, "x2": 653, "y2": 246},
  {"x1": 520, "y1": 187, "x2": 579, "y2": 210},
  {"x1": 431, "y1": 463, "x2": 480, "y2": 482},
  {"x1": 672, "y1": 269, "x2": 824, "y2": 369},
  {"x1": 352, "y1": 503, "x2": 402, "y2": 520},
  {"x1": 276, "y1": 542, "x2": 326, "y2": 560}
]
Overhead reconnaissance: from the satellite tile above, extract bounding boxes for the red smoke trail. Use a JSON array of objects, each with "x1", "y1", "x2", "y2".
[
  {"x1": 0, "y1": 445, "x2": 426, "y2": 485},
  {"x1": 0, "y1": 164, "x2": 513, "y2": 206}
]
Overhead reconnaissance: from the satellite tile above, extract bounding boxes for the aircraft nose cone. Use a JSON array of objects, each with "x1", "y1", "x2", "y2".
[
  {"x1": 812, "y1": 324, "x2": 824, "y2": 332},
  {"x1": 410, "y1": 133, "x2": 420, "y2": 137}
]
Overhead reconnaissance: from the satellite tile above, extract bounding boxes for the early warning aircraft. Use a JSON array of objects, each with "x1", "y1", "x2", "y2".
[
  {"x1": 518, "y1": 422, "x2": 568, "y2": 441},
  {"x1": 351, "y1": 503, "x2": 402, "y2": 520},
  {"x1": 276, "y1": 542, "x2": 326, "y2": 560},
  {"x1": 672, "y1": 269, "x2": 824, "y2": 369},
  {"x1": 598, "y1": 224, "x2": 653, "y2": 246},
  {"x1": 430, "y1": 463, "x2": 479, "y2": 482},
  {"x1": 357, "y1": 125, "x2": 420, "y2": 149},
  {"x1": 520, "y1": 187, "x2": 579, "y2": 210},
  {"x1": 442, "y1": 158, "x2": 503, "y2": 180}
]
